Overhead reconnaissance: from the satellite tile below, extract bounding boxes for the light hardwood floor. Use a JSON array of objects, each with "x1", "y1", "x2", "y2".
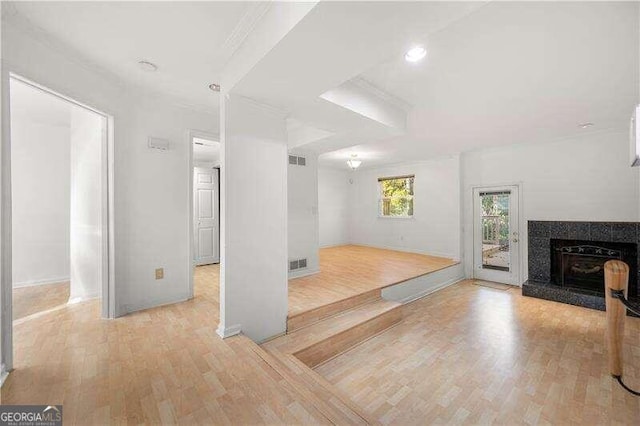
[
  {"x1": 13, "y1": 281, "x2": 70, "y2": 321},
  {"x1": 316, "y1": 280, "x2": 640, "y2": 424},
  {"x1": 5, "y1": 252, "x2": 640, "y2": 424},
  {"x1": 288, "y1": 245, "x2": 458, "y2": 317},
  {"x1": 1, "y1": 265, "x2": 334, "y2": 424}
]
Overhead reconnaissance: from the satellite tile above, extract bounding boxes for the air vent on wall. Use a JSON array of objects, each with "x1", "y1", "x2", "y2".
[
  {"x1": 288, "y1": 155, "x2": 306, "y2": 166},
  {"x1": 289, "y1": 258, "x2": 308, "y2": 271}
]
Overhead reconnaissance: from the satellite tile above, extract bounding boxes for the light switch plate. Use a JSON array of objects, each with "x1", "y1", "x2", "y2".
[{"x1": 155, "y1": 268, "x2": 164, "y2": 280}]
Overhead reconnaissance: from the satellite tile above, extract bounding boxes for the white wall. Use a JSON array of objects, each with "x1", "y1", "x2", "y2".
[
  {"x1": 318, "y1": 167, "x2": 350, "y2": 247},
  {"x1": 288, "y1": 149, "x2": 319, "y2": 278},
  {"x1": 461, "y1": 130, "x2": 640, "y2": 281},
  {"x1": 69, "y1": 106, "x2": 104, "y2": 301},
  {"x1": 11, "y1": 120, "x2": 70, "y2": 287},
  {"x1": 219, "y1": 94, "x2": 288, "y2": 342},
  {"x1": 2, "y1": 21, "x2": 217, "y2": 316},
  {"x1": 349, "y1": 156, "x2": 462, "y2": 259}
]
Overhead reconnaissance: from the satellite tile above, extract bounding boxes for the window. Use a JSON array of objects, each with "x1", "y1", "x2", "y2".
[{"x1": 379, "y1": 175, "x2": 415, "y2": 217}]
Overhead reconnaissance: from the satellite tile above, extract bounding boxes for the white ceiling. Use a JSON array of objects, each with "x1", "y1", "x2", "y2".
[
  {"x1": 4, "y1": 1, "x2": 638, "y2": 170},
  {"x1": 10, "y1": 78, "x2": 71, "y2": 127},
  {"x1": 317, "y1": 1, "x2": 639, "y2": 169},
  {"x1": 3, "y1": 1, "x2": 267, "y2": 111}
]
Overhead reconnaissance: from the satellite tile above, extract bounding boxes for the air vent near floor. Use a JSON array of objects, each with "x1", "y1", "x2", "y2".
[{"x1": 289, "y1": 258, "x2": 308, "y2": 271}]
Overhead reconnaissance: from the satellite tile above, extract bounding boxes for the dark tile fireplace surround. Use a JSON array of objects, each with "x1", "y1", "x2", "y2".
[{"x1": 523, "y1": 221, "x2": 640, "y2": 311}]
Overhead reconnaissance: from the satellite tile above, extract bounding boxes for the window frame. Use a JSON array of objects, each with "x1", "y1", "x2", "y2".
[{"x1": 377, "y1": 174, "x2": 415, "y2": 219}]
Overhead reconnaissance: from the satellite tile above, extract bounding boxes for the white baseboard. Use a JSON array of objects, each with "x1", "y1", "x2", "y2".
[
  {"x1": 216, "y1": 323, "x2": 241, "y2": 339},
  {"x1": 13, "y1": 276, "x2": 70, "y2": 288},
  {"x1": 288, "y1": 268, "x2": 320, "y2": 279},
  {"x1": 319, "y1": 242, "x2": 350, "y2": 249},
  {"x1": 122, "y1": 294, "x2": 190, "y2": 316},
  {"x1": 395, "y1": 276, "x2": 464, "y2": 305},
  {"x1": 349, "y1": 242, "x2": 458, "y2": 261},
  {"x1": 0, "y1": 364, "x2": 8, "y2": 388},
  {"x1": 67, "y1": 294, "x2": 99, "y2": 305},
  {"x1": 382, "y1": 263, "x2": 464, "y2": 304}
]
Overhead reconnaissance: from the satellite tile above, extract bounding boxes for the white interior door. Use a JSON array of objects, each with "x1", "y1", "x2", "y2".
[
  {"x1": 473, "y1": 186, "x2": 520, "y2": 285},
  {"x1": 193, "y1": 167, "x2": 219, "y2": 265}
]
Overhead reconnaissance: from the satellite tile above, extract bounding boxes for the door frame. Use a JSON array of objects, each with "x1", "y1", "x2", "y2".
[
  {"x1": 1, "y1": 73, "x2": 116, "y2": 380},
  {"x1": 471, "y1": 183, "x2": 525, "y2": 286},
  {"x1": 187, "y1": 130, "x2": 220, "y2": 299}
]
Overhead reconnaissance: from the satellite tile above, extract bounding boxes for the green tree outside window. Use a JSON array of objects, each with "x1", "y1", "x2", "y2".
[{"x1": 379, "y1": 175, "x2": 414, "y2": 217}]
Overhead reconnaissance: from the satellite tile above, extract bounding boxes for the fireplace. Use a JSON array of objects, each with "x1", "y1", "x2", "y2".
[
  {"x1": 524, "y1": 221, "x2": 640, "y2": 311},
  {"x1": 550, "y1": 239, "x2": 638, "y2": 297}
]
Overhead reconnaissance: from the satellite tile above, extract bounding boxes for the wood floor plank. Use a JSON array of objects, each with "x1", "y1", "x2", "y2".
[
  {"x1": 315, "y1": 280, "x2": 640, "y2": 424},
  {"x1": 1, "y1": 265, "x2": 338, "y2": 424},
  {"x1": 288, "y1": 245, "x2": 458, "y2": 317},
  {"x1": 7, "y1": 247, "x2": 637, "y2": 424},
  {"x1": 13, "y1": 281, "x2": 69, "y2": 321}
]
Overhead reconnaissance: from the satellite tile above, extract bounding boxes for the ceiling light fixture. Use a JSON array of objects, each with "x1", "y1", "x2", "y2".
[
  {"x1": 347, "y1": 154, "x2": 362, "y2": 170},
  {"x1": 138, "y1": 60, "x2": 158, "y2": 72},
  {"x1": 209, "y1": 83, "x2": 221, "y2": 92},
  {"x1": 579, "y1": 122, "x2": 594, "y2": 129},
  {"x1": 404, "y1": 46, "x2": 427, "y2": 63}
]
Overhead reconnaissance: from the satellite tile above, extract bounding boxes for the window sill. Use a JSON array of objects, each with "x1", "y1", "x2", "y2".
[{"x1": 377, "y1": 215, "x2": 415, "y2": 220}]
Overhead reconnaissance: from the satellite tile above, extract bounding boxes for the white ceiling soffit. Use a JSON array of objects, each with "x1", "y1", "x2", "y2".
[
  {"x1": 319, "y1": 77, "x2": 409, "y2": 130},
  {"x1": 231, "y1": 1, "x2": 486, "y2": 153},
  {"x1": 286, "y1": 117, "x2": 334, "y2": 149},
  {"x1": 3, "y1": 1, "x2": 270, "y2": 112}
]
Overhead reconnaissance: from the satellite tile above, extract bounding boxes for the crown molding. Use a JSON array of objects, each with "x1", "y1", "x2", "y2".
[
  {"x1": 218, "y1": 2, "x2": 272, "y2": 67},
  {"x1": 231, "y1": 93, "x2": 290, "y2": 120},
  {"x1": 350, "y1": 76, "x2": 413, "y2": 113}
]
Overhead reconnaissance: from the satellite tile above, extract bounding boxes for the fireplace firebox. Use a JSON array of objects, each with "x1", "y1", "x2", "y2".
[{"x1": 550, "y1": 239, "x2": 637, "y2": 297}]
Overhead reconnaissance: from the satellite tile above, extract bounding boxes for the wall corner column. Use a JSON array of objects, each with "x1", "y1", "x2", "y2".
[{"x1": 217, "y1": 93, "x2": 288, "y2": 342}]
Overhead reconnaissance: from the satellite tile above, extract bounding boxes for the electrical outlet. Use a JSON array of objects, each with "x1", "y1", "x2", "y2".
[{"x1": 155, "y1": 268, "x2": 164, "y2": 280}]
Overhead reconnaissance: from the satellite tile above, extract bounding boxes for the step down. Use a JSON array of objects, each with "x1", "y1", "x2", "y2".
[
  {"x1": 249, "y1": 343, "x2": 371, "y2": 425},
  {"x1": 262, "y1": 298, "x2": 403, "y2": 424},
  {"x1": 267, "y1": 298, "x2": 403, "y2": 368},
  {"x1": 287, "y1": 288, "x2": 381, "y2": 332}
]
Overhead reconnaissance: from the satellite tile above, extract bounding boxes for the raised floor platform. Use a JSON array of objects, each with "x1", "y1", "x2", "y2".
[
  {"x1": 288, "y1": 245, "x2": 459, "y2": 331},
  {"x1": 261, "y1": 245, "x2": 461, "y2": 422}
]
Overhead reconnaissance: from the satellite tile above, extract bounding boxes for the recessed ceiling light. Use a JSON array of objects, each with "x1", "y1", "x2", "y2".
[
  {"x1": 208, "y1": 83, "x2": 221, "y2": 92},
  {"x1": 138, "y1": 60, "x2": 158, "y2": 72},
  {"x1": 405, "y1": 46, "x2": 427, "y2": 63},
  {"x1": 579, "y1": 122, "x2": 594, "y2": 129}
]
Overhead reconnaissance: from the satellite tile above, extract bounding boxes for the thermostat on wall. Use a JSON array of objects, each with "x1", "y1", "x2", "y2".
[{"x1": 148, "y1": 136, "x2": 170, "y2": 151}]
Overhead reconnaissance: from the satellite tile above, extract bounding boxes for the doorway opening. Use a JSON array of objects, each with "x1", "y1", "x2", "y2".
[
  {"x1": 9, "y1": 76, "x2": 112, "y2": 325},
  {"x1": 189, "y1": 133, "x2": 220, "y2": 299},
  {"x1": 473, "y1": 185, "x2": 521, "y2": 285}
]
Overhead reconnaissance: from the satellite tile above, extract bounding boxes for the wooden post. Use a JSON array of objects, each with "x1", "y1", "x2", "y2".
[{"x1": 604, "y1": 260, "x2": 629, "y2": 378}]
